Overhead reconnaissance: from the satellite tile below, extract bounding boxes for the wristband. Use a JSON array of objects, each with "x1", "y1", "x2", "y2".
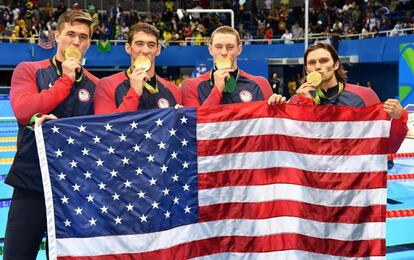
[{"x1": 29, "y1": 113, "x2": 43, "y2": 126}]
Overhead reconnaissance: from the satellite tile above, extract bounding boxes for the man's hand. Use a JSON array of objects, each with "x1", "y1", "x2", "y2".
[
  {"x1": 213, "y1": 68, "x2": 233, "y2": 92},
  {"x1": 384, "y1": 99, "x2": 403, "y2": 119},
  {"x1": 295, "y1": 81, "x2": 318, "y2": 99},
  {"x1": 62, "y1": 57, "x2": 81, "y2": 81},
  {"x1": 35, "y1": 114, "x2": 58, "y2": 126},
  {"x1": 130, "y1": 67, "x2": 150, "y2": 96},
  {"x1": 174, "y1": 104, "x2": 183, "y2": 109},
  {"x1": 267, "y1": 94, "x2": 287, "y2": 105}
]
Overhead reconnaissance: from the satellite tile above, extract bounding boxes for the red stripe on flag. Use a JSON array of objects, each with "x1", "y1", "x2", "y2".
[
  {"x1": 199, "y1": 201, "x2": 385, "y2": 223},
  {"x1": 198, "y1": 135, "x2": 389, "y2": 156},
  {"x1": 197, "y1": 102, "x2": 389, "y2": 123},
  {"x1": 57, "y1": 234, "x2": 385, "y2": 260},
  {"x1": 199, "y1": 168, "x2": 386, "y2": 190}
]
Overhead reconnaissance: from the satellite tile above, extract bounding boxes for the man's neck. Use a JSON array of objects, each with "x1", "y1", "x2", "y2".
[{"x1": 320, "y1": 78, "x2": 338, "y2": 91}]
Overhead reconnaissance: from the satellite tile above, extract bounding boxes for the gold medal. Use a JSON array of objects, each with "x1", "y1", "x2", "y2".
[
  {"x1": 307, "y1": 71, "x2": 322, "y2": 86},
  {"x1": 134, "y1": 56, "x2": 151, "y2": 72},
  {"x1": 64, "y1": 47, "x2": 82, "y2": 61},
  {"x1": 215, "y1": 57, "x2": 232, "y2": 70}
]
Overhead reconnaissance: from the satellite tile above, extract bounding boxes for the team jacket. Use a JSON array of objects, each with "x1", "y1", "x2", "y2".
[
  {"x1": 289, "y1": 83, "x2": 408, "y2": 153},
  {"x1": 181, "y1": 70, "x2": 273, "y2": 107},
  {"x1": 94, "y1": 71, "x2": 181, "y2": 114},
  {"x1": 6, "y1": 59, "x2": 98, "y2": 192}
]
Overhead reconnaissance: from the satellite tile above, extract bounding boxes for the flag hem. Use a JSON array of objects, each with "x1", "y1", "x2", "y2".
[{"x1": 35, "y1": 124, "x2": 57, "y2": 260}]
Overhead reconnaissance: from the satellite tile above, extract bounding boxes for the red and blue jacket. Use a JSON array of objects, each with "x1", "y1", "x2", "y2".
[
  {"x1": 6, "y1": 59, "x2": 98, "y2": 192},
  {"x1": 94, "y1": 71, "x2": 181, "y2": 114},
  {"x1": 181, "y1": 70, "x2": 273, "y2": 107}
]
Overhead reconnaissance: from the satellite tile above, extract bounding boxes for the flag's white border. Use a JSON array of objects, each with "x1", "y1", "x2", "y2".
[{"x1": 35, "y1": 124, "x2": 57, "y2": 260}]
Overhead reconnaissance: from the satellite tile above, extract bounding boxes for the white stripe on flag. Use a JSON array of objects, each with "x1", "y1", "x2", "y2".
[
  {"x1": 198, "y1": 151, "x2": 387, "y2": 173},
  {"x1": 198, "y1": 183, "x2": 386, "y2": 207},
  {"x1": 197, "y1": 118, "x2": 390, "y2": 140},
  {"x1": 56, "y1": 217, "x2": 384, "y2": 257},
  {"x1": 191, "y1": 250, "x2": 386, "y2": 260}
]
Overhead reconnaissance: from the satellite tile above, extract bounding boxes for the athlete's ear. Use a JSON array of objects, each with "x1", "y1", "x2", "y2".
[
  {"x1": 125, "y1": 43, "x2": 131, "y2": 55},
  {"x1": 333, "y1": 60, "x2": 339, "y2": 70}
]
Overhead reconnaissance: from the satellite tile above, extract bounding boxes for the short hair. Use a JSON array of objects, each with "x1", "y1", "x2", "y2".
[
  {"x1": 304, "y1": 42, "x2": 347, "y2": 83},
  {"x1": 57, "y1": 10, "x2": 93, "y2": 37},
  {"x1": 128, "y1": 23, "x2": 160, "y2": 45},
  {"x1": 210, "y1": 26, "x2": 241, "y2": 46}
]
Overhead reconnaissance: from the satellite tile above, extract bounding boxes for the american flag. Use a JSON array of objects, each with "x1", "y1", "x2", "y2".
[
  {"x1": 38, "y1": 31, "x2": 55, "y2": 49},
  {"x1": 35, "y1": 102, "x2": 389, "y2": 259}
]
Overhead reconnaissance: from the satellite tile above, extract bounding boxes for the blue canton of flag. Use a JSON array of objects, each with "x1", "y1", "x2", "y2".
[{"x1": 39, "y1": 108, "x2": 198, "y2": 239}]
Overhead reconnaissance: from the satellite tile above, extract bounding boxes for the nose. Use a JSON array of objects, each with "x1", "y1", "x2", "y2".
[
  {"x1": 220, "y1": 47, "x2": 228, "y2": 56},
  {"x1": 72, "y1": 35, "x2": 81, "y2": 46}
]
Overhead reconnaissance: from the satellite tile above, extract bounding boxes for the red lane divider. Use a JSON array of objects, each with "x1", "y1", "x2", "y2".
[
  {"x1": 387, "y1": 209, "x2": 414, "y2": 218},
  {"x1": 388, "y1": 153, "x2": 414, "y2": 160},
  {"x1": 388, "y1": 174, "x2": 414, "y2": 180}
]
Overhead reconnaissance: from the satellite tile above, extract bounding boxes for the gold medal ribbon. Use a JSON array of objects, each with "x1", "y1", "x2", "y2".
[
  {"x1": 127, "y1": 67, "x2": 159, "y2": 94},
  {"x1": 313, "y1": 82, "x2": 344, "y2": 105}
]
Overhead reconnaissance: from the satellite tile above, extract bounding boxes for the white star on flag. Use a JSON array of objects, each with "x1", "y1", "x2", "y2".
[
  {"x1": 72, "y1": 183, "x2": 80, "y2": 191},
  {"x1": 96, "y1": 158, "x2": 104, "y2": 167},
  {"x1": 124, "y1": 180, "x2": 132, "y2": 188},
  {"x1": 160, "y1": 164, "x2": 168, "y2": 173},
  {"x1": 100, "y1": 205, "x2": 108, "y2": 213},
  {"x1": 84, "y1": 171, "x2": 92, "y2": 179},
  {"x1": 169, "y1": 128, "x2": 176, "y2": 136},
  {"x1": 149, "y1": 178, "x2": 157, "y2": 186},
  {"x1": 147, "y1": 154, "x2": 154, "y2": 162},
  {"x1": 61, "y1": 196, "x2": 69, "y2": 204},
  {"x1": 181, "y1": 139, "x2": 188, "y2": 146},
  {"x1": 135, "y1": 167, "x2": 143, "y2": 175},
  {"x1": 162, "y1": 188, "x2": 170, "y2": 196},
  {"x1": 158, "y1": 141, "x2": 166, "y2": 149},
  {"x1": 114, "y1": 216, "x2": 122, "y2": 224},
  {"x1": 137, "y1": 191, "x2": 145, "y2": 199},
  {"x1": 133, "y1": 144, "x2": 141, "y2": 152},
  {"x1": 107, "y1": 146, "x2": 115, "y2": 154},
  {"x1": 58, "y1": 172, "x2": 66, "y2": 180},
  {"x1": 67, "y1": 137, "x2": 75, "y2": 144},
  {"x1": 86, "y1": 194, "x2": 95, "y2": 202},
  {"x1": 69, "y1": 160, "x2": 78, "y2": 168},
  {"x1": 98, "y1": 182, "x2": 106, "y2": 190},
  {"x1": 104, "y1": 123, "x2": 112, "y2": 131},
  {"x1": 144, "y1": 131, "x2": 152, "y2": 139},
  {"x1": 130, "y1": 121, "x2": 138, "y2": 129},
  {"x1": 93, "y1": 136, "x2": 101, "y2": 143},
  {"x1": 180, "y1": 116, "x2": 188, "y2": 124},
  {"x1": 89, "y1": 218, "x2": 97, "y2": 226},
  {"x1": 171, "y1": 151, "x2": 178, "y2": 159},
  {"x1": 81, "y1": 148, "x2": 89, "y2": 156},
  {"x1": 184, "y1": 206, "x2": 191, "y2": 213},
  {"x1": 55, "y1": 149, "x2": 63, "y2": 157},
  {"x1": 155, "y1": 118, "x2": 163, "y2": 126},
  {"x1": 126, "y1": 203, "x2": 134, "y2": 211},
  {"x1": 164, "y1": 210, "x2": 171, "y2": 219},
  {"x1": 78, "y1": 125, "x2": 86, "y2": 133},
  {"x1": 119, "y1": 134, "x2": 127, "y2": 142},
  {"x1": 110, "y1": 169, "x2": 118, "y2": 178},
  {"x1": 121, "y1": 157, "x2": 130, "y2": 165},
  {"x1": 51, "y1": 125, "x2": 59, "y2": 133},
  {"x1": 75, "y1": 207, "x2": 83, "y2": 215},
  {"x1": 140, "y1": 215, "x2": 148, "y2": 223}
]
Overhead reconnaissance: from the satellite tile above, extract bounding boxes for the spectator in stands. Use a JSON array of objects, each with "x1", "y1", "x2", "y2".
[
  {"x1": 291, "y1": 21, "x2": 304, "y2": 39},
  {"x1": 288, "y1": 76, "x2": 298, "y2": 96},
  {"x1": 289, "y1": 42, "x2": 407, "y2": 153},
  {"x1": 181, "y1": 26, "x2": 272, "y2": 107},
  {"x1": 94, "y1": 23, "x2": 181, "y2": 115},
  {"x1": 281, "y1": 29, "x2": 293, "y2": 44},
  {"x1": 270, "y1": 73, "x2": 283, "y2": 95},
  {"x1": 3, "y1": 10, "x2": 98, "y2": 259}
]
